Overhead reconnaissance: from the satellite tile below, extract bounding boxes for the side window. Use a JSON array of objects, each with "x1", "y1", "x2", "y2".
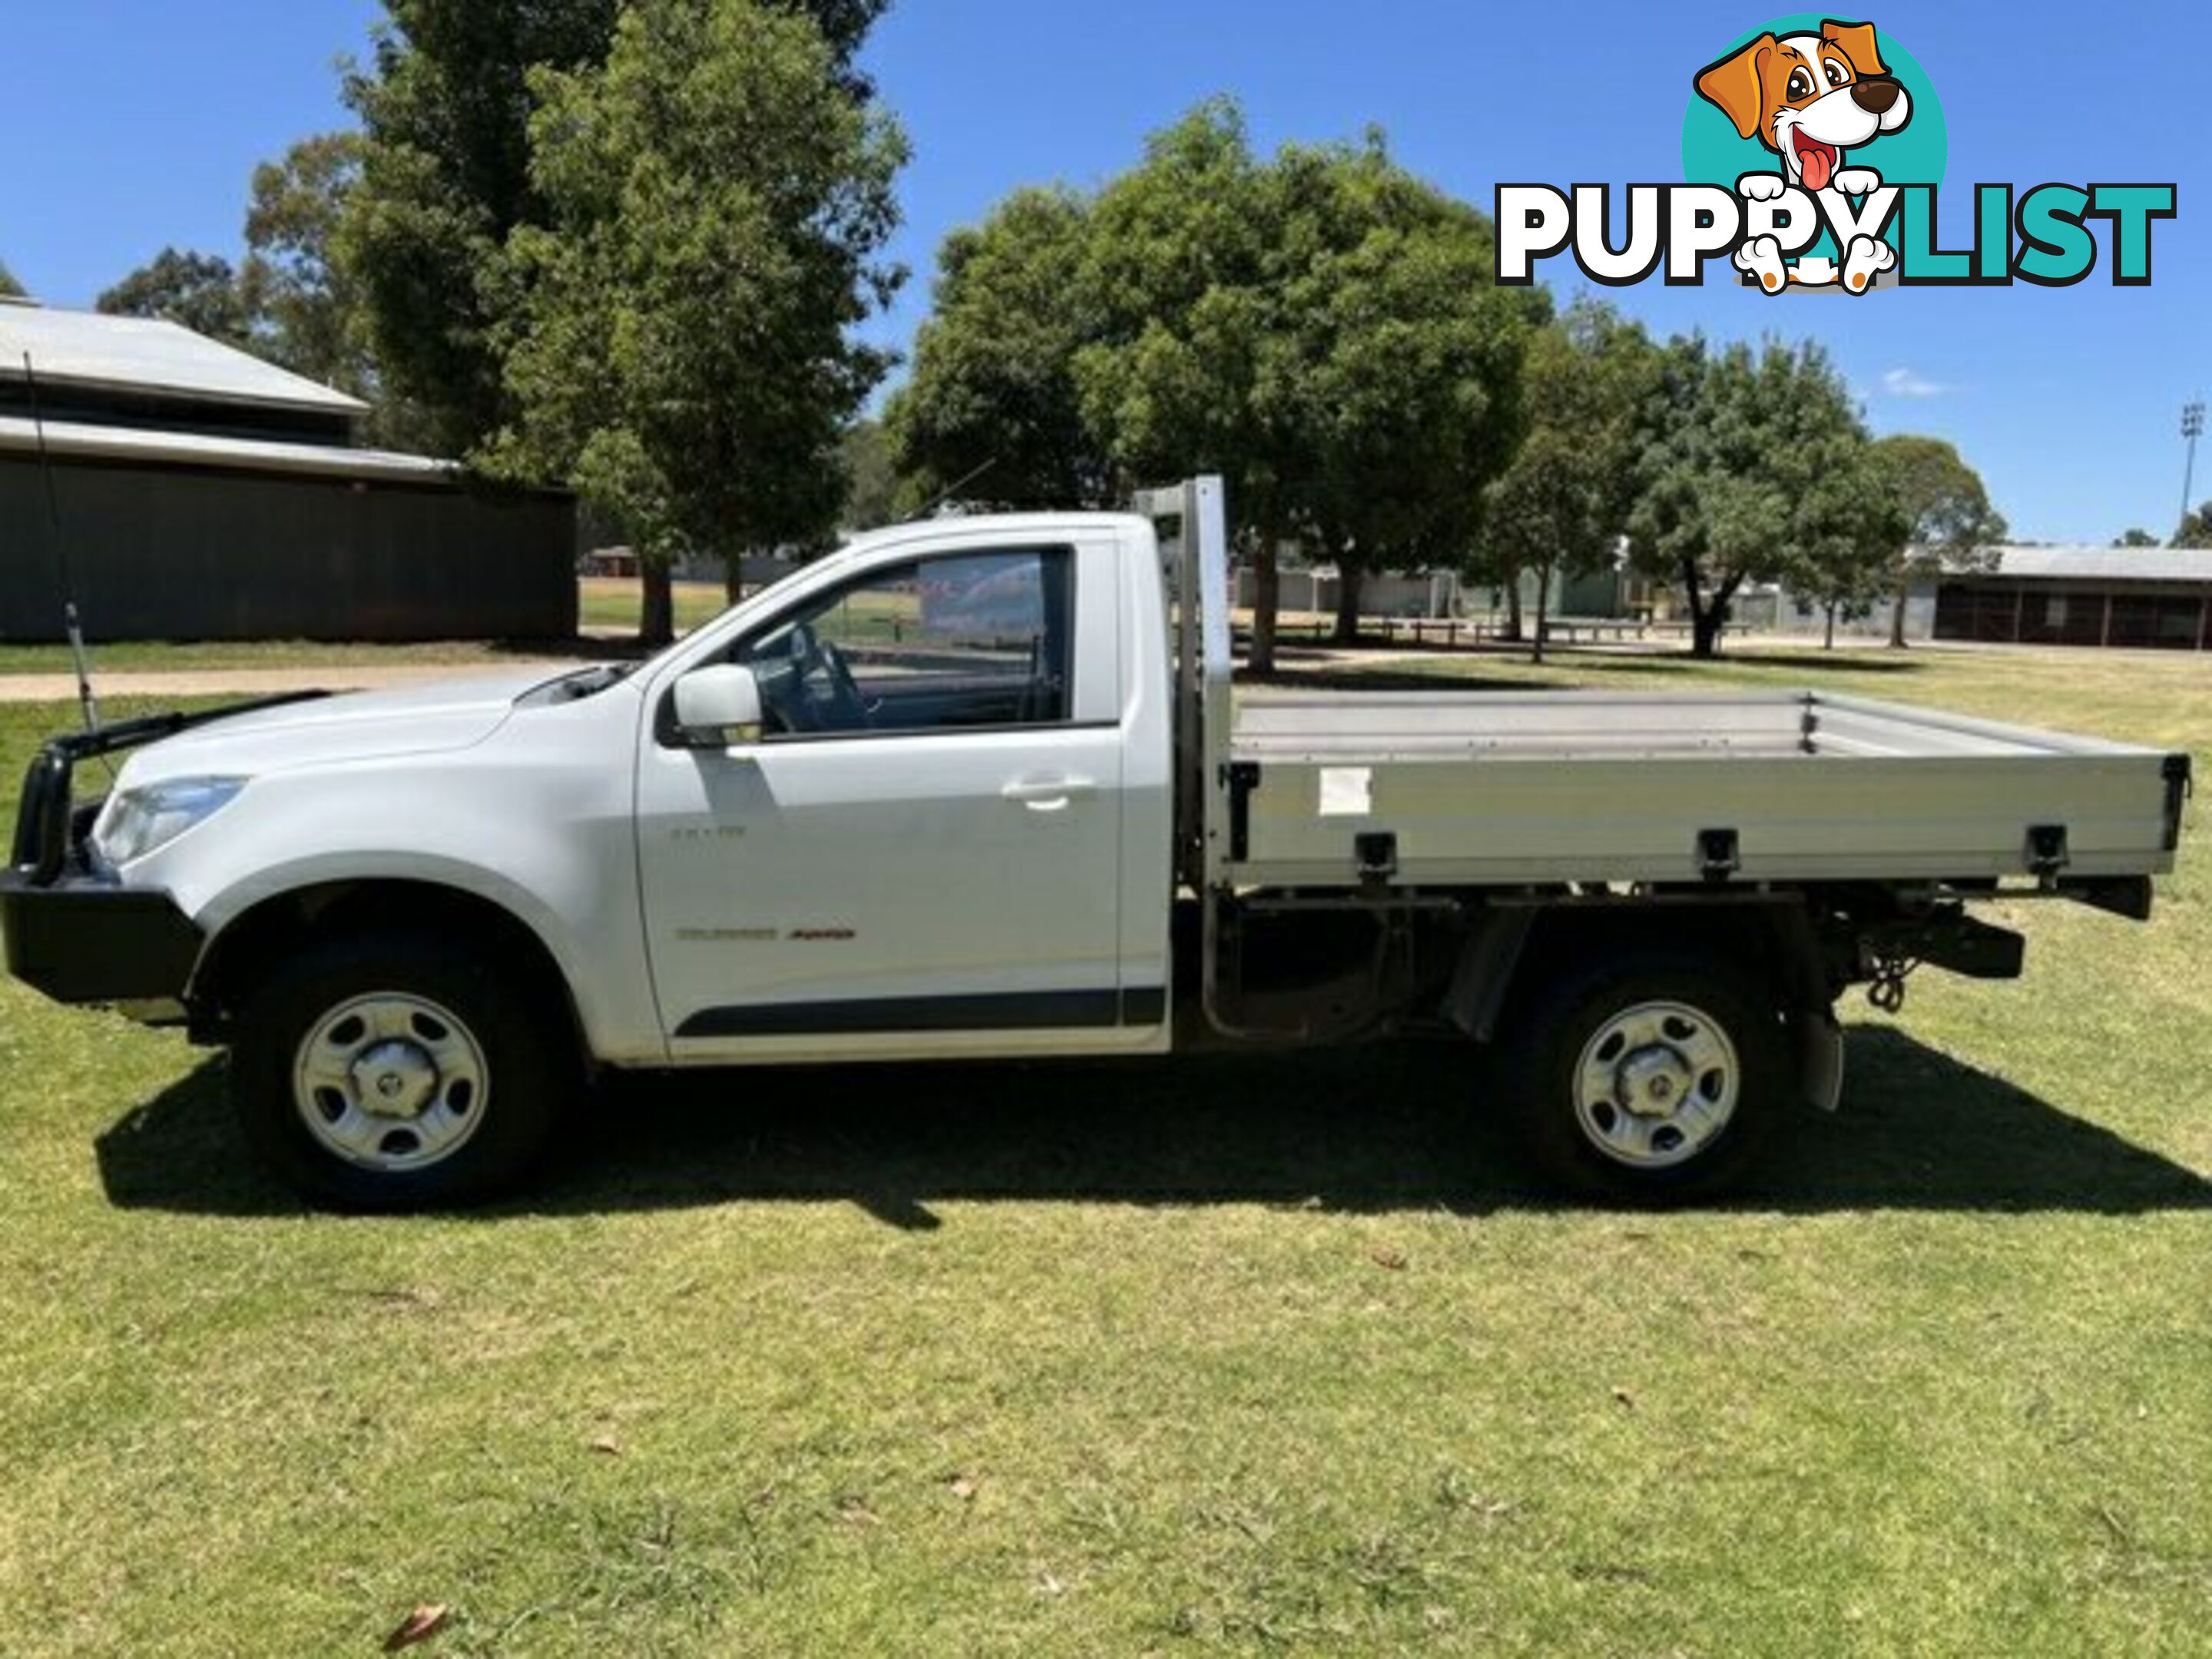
[{"x1": 736, "y1": 548, "x2": 1073, "y2": 737}]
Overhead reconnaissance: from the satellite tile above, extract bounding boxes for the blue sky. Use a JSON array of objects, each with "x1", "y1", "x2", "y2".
[{"x1": 2, "y1": 1, "x2": 2204, "y2": 543}]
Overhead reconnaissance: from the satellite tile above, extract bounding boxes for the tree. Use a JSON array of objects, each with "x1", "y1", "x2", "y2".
[
  {"x1": 2175, "y1": 504, "x2": 2212, "y2": 550},
  {"x1": 1260, "y1": 145, "x2": 1544, "y2": 644},
  {"x1": 341, "y1": 0, "x2": 886, "y2": 462},
  {"x1": 339, "y1": 0, "x2": 622, "y2": 456},
  {"x1": 1869, "y1": 434, "x2": 2005, "y2": 647},
  {"x1": 0, "y1": 260, "x2": 23, "y2": 299},
  {"x1": 1626, "y1": 338, "x2": 1871, "y2": 659},
  {"x1": 891, "y1": 104, "x2": 1294, "y2": 644},
  {"x1": 243, "y1": 134, "x2": 381, "y2": 403},
  {"x1": 488, "y1": 0, "x2": 905, "y2": 644},
  {"x1": 885, "y1": 186, "x2": 1111, "y2": 512},
  {"x1": 1482, "y1": 302, "x2": 1659, "y2": 663},
  {"x1": 1070, "y1": 105, "x2": 1541, "y2": 665},
  {"x1": 1627, "y1": 339, "x2": 1773, "y2": 659},
  {"x1": 1065, "y1": 104, "x2": 1307, "y2": 661},
  {"x1": 839, "y1": 418, "x2": 899, "y2": 533},
  {"x1": 247, "y1": 131, "x2": 441, "y2": 448},
  {"x1": 96, "y1": 248, "x2": 256, "y2": 347},
  {"x1": 2113, "y1": 527, "x2": 2161, "y2": 548},
  {"x1": 1801, "y1": 438, "x2": 1911, "y2": 647},
  {"x1": 892, "y1": 101, "x2": 1541, "y2": 667}
]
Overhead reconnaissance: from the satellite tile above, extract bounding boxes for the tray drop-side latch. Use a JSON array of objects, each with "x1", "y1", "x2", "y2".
[
  {"x1": 2026, "y1": 823, "x2": 2070, "y2": 882},
  {"x1": 1354, "y1": 831, "x2": 1397, "y2": 885},
  {"x1": 1223, "y1": 760, "x2": 1261, "y2": 863},
  {"x1": 2162, "y1": 753, "x2": 2192, "y2": 852},
  {"x1": 1697, "y1": 828, "x2": 1740, "y2": 883}
]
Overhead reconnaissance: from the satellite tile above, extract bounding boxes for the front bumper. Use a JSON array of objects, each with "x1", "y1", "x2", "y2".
[
  {"x1": 0, "y1": 871, "x2": 204, "y2": 1006},
  {"x1": 5, "y1": 693, "x2": 324, "y2": 1012}
]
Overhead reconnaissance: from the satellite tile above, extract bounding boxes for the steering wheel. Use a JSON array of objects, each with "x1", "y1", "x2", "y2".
[{"x1": 793, "y1": 622, "x2": 871, "y2": 731}]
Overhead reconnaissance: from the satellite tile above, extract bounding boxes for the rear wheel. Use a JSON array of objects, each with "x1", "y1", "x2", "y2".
[
  {"x1": 231, "y1": 929, "x2": 578, "y2": 1210},
  {"x1": 1503, "y1": 952, "x2": 1787, "y2": 1202}
]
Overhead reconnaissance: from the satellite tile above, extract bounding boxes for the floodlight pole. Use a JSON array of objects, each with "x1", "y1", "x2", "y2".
[{"x1": 2184, "y1": 400, "x2": 2207, "y2": 537}]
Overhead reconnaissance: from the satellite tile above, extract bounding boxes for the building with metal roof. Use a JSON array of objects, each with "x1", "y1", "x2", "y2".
[
  {"x1": 1936, "y1": 545, "x2": 2212, "y2": 650},
  {"x1": 0, "y1": 301, "x2": 574, "y2": 644},
  {"x1": 1, "y1": 303, "x2": 365, "y2": 415}
]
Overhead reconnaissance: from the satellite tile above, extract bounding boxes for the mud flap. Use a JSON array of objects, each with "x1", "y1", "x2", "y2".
[{"x1": 1793, "y1": 1005, "x2": 1846, "y2": 1113}]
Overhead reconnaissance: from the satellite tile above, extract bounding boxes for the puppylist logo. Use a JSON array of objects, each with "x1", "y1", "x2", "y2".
[{"x1": 1497, "y1": 15, "x2": 2176, "y2": 293}]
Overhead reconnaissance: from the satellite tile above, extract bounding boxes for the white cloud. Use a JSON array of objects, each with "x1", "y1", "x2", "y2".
[{"x1": 1882, "y1": 366, "x2": 1947, "y2": 398}]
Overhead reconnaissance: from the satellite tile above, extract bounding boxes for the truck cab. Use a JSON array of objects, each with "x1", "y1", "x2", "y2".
[{"x1": 634, "y1": 509, "x2": 1177, "y2": 1059}]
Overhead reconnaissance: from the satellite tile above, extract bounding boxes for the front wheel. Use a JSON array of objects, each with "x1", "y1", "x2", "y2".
[
  {"x1": 230, "y1": 930, "x2": 578, "y2": 1210},
  {"x1": 1502, "y1": 952, "x2": 1788, "y2": 1203}
]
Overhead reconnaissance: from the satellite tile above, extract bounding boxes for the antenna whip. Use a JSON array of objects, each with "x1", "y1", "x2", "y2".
[
  {"x1": 21, "y1": 351, "x2": 98, "y2": 733},
  {"x1": 922, "y1": 454, "x2": 998, "y2": 517}
]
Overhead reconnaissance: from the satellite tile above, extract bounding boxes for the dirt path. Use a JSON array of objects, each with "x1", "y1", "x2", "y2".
[{"x1": 0, "y1": 660, "x2": 577, "y2": 705}]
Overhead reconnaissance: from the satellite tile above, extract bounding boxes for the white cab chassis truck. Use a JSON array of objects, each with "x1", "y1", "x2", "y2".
[{"x1": 3, "y1": 479, "x2": 2192, "y2": 1207}]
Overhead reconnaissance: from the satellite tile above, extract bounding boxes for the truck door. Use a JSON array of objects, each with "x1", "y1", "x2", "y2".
[{"x1": 634, "y1": 530, "x2": 1159, "y2": 1057}]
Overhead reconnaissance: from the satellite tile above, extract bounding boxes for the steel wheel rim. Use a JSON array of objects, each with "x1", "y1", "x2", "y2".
[
  {"x1": 1571, "y1": 999, "x2": 1740, "y2": 1170},
  {"x1": 291, "y1": 992, "x2": 489, "y2": 1173}
]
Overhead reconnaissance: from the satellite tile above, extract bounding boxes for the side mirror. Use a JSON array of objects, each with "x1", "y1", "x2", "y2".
[{"x1": 673, "y1": 664, "x2": 764, "y2": 747}]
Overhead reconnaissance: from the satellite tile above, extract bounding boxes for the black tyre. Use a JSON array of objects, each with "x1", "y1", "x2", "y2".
[
  {"x1": 230, "y1": 929, "x2": 579, "y2": 1210},
  {"x1": 1502, "y1": 951, "x2": 1788, "y2": 1203}
]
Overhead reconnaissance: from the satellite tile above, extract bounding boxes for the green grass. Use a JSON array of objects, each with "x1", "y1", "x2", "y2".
[
  {"x1": 0, "y1": 581, "x2": 733, "y2": 677},
  {"x1": 578, "y1": 577, "x2": 731, "y2": 637},
  {"x1": 0, "y1": 637, "x2": 549, "y2": 676},
  {"x1": 1281, "y1": 635, "x2": 2212, "y2": 747},
  {"x1": 2, "y1": 647, "x2": 2209, "y2": 1655}
]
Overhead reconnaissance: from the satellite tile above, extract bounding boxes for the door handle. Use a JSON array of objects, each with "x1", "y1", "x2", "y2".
[{"x1": 1002, "y1": 773, "x2": 1098, "y2": 810}]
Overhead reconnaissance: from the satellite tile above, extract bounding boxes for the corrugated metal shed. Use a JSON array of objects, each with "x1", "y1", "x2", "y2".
[
  {"x1": 0, "y1": 414, "x2": 454, "y2": 483},
  {"x1": 0, "y1": 447, "x2": 577, "y2": 643},
  {"x1": 1934, "y1": 545, "x2": 2212, "y2": 648},
  {"x1": 1985, "y1": 545, "x2": 2212, "y2": 584},
  {"x1": 0, "y1": 303, "x2": 366, "y2": 416},
  {"x1": 0, "y1": 307, "x2": 576, "y2": 644}
]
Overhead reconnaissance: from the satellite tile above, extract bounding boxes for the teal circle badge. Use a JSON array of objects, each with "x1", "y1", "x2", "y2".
[{"x1": 1681, "y1": 15, "x2": 1945, "y2": 272}]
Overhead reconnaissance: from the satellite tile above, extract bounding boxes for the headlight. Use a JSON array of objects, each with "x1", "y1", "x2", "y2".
[{"x1": 91, "y1": 777, "x2": 247, "y2": 869}]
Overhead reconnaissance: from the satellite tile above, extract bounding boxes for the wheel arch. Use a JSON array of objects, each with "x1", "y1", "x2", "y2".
[
  {"x1": 1446, "y1": 893, "x2": 1844, "y2": 1121},
  {"x1": 1445, "y1": 894, "x2": 1832, "y2": 1042},
  {"x1": 190, "y1": 876, "x2": 588, "y2": 1060}
]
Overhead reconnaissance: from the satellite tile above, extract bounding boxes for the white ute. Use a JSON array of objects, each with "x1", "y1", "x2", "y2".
[{"x1": 3, "y1": 478, "x2": 2191, "y2": 1207}]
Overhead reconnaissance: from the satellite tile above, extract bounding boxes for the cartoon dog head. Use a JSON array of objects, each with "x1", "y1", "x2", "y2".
[{"x1": 1695, "y1": 19, "x2": 1911, "y2": 191}]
